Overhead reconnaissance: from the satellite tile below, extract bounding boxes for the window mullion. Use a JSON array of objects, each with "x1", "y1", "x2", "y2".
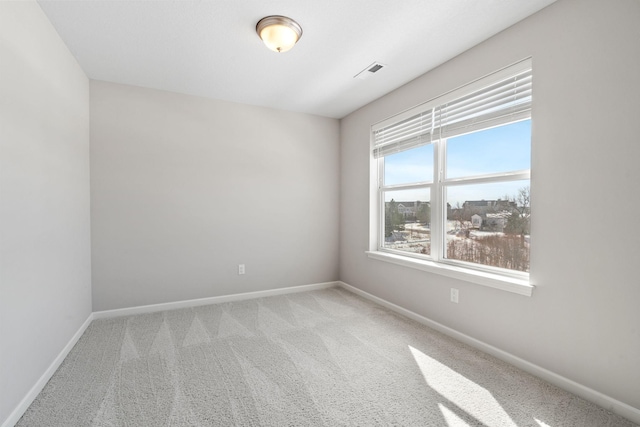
[
  {"x1": 377, "y1": 158, "x2": 384, "y2": 250},
  {"x1": 432, "y1": 137, "x2": 445, "y2": 262}
]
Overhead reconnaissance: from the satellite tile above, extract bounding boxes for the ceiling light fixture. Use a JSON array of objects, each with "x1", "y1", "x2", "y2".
[{"x1": 256, "y1": 15, "x2": 303, "y2": 53}]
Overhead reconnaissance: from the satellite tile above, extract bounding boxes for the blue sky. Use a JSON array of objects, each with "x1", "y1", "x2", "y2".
[{"x1": 383, "y1": 120, "x2": 530, "y2": 207}]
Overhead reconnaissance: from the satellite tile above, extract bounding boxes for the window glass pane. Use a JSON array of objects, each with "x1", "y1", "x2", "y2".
[
  {"x1": 383, "y1": 188, "x2": 431, "y2": 256},
  {"x1": 384, "y1": 144, "x2": 433, "y2": 185},
  {"x1": 446, "y1": 120, "x2": 530, "y2": 179},
  {"x1": 445, "y1": 180, "x2": 530, "y2": 272}
]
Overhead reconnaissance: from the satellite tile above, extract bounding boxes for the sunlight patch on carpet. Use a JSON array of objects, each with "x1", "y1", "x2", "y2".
[
  {"x1": 410, "y1": 345, "x2": 517, "y2": 427},
  {"x1": 438, "y1": 403, "x2": 472, "y2": 427}
]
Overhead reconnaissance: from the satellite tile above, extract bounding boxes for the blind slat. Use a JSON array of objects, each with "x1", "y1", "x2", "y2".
[
  {"x1": 373, "y1": 134, "x2": 432, "y2": 158},
  {"x1": 435, "y1": 80, "x2": 531, "y2": 124},
  {"x1": 374, "y1": 111, "x2": 432, "y2": 149},
  {"x1": 438, "y1": 107, "x2": 531, "y2": 140},
  {"x1": 438, "y1": 74, "x2": 531, "y2": 119}
]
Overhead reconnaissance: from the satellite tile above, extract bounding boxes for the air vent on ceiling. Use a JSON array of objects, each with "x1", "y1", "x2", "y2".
[{"x1": 354, "y1": 62, "x2": 386, "y2": 80}]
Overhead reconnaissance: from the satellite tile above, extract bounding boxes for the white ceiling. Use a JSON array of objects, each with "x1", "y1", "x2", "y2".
[{"x1": 38, "y1": 0, "x2": 556, "y2": 119}]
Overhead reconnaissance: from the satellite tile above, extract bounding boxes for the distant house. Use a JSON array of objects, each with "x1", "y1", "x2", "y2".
[
  {"x1": 469, "y1": 211, "x2": 511, "y2": 232},
  {"x1": 385, "y1": 201, "x2": 430, "y2": 220},
  {"x1": 396, "y1": 203, "x2": 415, "y2": 218},
  {"x1": 463, "y1": 200, "x2": 515, "y2": 214},
  {"x1": 458, "y1": 200, "x2": 515, "y2": 232},
  {"x1": 483, "y1": 212, "x2": 511, "y2": 232}
]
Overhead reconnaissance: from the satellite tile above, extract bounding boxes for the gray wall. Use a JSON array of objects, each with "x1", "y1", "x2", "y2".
[
  {"x1": 0, "y1": 2, "x2": 92, "y2": 424},
  {"x1": 90, "y1": 81, "x2": 340, "y2": 311},
  {"x1": 340, "y1": 0, "x2": 640, "y2": 410}
]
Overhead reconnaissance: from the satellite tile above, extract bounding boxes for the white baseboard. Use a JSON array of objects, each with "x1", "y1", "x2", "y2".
[
  {"x1": 336, "y1": 281, "x2": 640, "y2": 425},
  {"x1": 1, "y1": 313, "x2": 94, "y2": 427},
  {"x1": 92, "y1": 281, "x2": 339, "y2": 319}
]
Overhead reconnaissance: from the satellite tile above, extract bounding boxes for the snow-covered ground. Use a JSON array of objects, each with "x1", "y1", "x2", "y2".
[{"x1": 384, "y1": 221, "x2": 530, "y2": 270}]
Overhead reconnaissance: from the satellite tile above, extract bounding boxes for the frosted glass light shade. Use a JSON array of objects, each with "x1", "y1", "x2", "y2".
[{"x1": 256, "y1": 16, "x2": 302, "y2": 53}]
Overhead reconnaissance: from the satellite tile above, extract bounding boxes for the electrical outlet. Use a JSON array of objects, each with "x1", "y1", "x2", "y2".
[
  {"x1": 238, "y1": 264, "x2": 245, "y2": 275},
  {"x1": 451, "y1": 288, "x2": 459, "y2": 303}
]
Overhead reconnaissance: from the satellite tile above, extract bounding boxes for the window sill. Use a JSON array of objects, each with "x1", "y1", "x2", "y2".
[{"x1": 365, "y1": 251, "x2": 533, "y2": 296}]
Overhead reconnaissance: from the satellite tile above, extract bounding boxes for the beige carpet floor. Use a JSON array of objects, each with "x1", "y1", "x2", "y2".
[{"x1": 17, "y1": 287, "x2": 636, "y2": 426}]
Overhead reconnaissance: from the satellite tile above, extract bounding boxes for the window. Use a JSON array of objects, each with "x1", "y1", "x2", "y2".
[{"x1": 370, "y1": 59, "x2": 532, "y2": 290}]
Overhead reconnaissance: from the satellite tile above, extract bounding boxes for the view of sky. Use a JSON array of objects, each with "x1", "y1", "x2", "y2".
[{"x1": 383, "y1": 120, "x2": 531, "y2": 207}]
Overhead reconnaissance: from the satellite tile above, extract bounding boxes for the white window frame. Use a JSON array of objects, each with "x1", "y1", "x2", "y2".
[{"x1": 367, "y1": 59, "x2": 534, "y2": 296}]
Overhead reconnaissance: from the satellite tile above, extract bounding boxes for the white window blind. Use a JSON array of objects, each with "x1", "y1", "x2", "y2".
[
  {"x1": 435, "y1": 68, "x2": 531, "y2": 140},
  {"x1": 372, "y1": 110, "x2": 433, "y2": 158},
  {"x1": 373, "y1": 59, "x2": 532, "y2": 159}
]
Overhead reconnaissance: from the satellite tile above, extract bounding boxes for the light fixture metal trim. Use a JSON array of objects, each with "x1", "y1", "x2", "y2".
[{"x1": 256, "y1": 15, "x2": 303, "y2": 53}]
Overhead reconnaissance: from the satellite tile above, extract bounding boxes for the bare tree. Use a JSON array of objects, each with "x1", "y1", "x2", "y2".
[
  {"x1": 416, "y1": 200, "x2": 430, "y2": 226},
  {"x1": 384, "y1": 199, "x2": 405, "y2": 238},
  {"x1": 448, "y1": 202, "x2": 465, "y2": 233},
  {"x1": 504, "y1": 186, "x2": 531, "y2": 246}
]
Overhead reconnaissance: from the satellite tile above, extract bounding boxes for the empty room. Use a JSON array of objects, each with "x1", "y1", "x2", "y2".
[{"x1": 1, "y1": 0, "x2": 639, "y2": 426}]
